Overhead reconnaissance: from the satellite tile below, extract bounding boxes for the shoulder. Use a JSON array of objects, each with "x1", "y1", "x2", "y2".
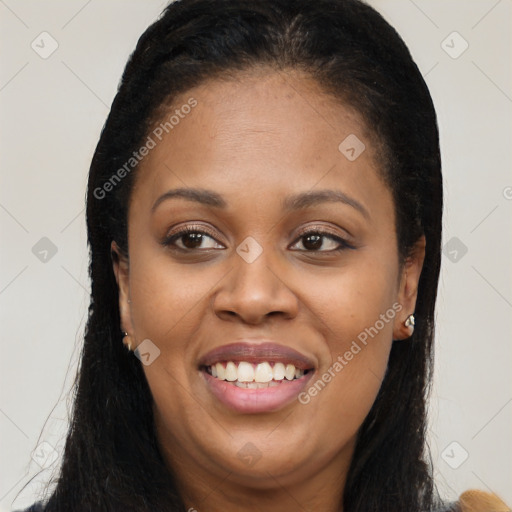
[{"x1": 457, "y1": 489, "x2": 511, "y2": 512}]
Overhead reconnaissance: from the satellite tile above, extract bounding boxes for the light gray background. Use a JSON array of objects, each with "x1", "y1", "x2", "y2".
[{"x1": 1, "y1": 1, "x2": 511, "y2": 510}]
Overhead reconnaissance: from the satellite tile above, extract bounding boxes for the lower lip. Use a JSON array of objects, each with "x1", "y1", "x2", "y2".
[{"x1": 200, "y1": 369, "x2": 314, "y2": 414}]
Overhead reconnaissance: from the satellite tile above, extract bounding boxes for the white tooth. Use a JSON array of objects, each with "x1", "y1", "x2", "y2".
[
  {"x1": 254, "y1": 362, "x2": 273, "y2": 383},
  {"x1": 268, "y1": 381, "x2": 279, "y2": 387},
  {"x1": 246, "y1": 382, "x2": 259, "y2": 389},
  {"x1": 225, "y1": 361, "x2": 238, "y2": 381},
  {"x1": 273, "y1": 362, "x2": 285, "y2": 381},
  {"x1": 237, "y1": 361, "x2": 255, "y2": 382},
  {"x1": 285, "y1": 364, "x2": 296, "y2": 380},
  {"x1": 295, "y1": 368, "x2": 304, "y2": 379},
  {"x1": 215, "y1": 362, "x2": 225, "y2": 380},
  {"x1": 211, "y1": 365, "x2": 217, "y2": 378},
  {"x1": 234, "y1": 381, "x2": 247, "y2": 388}
]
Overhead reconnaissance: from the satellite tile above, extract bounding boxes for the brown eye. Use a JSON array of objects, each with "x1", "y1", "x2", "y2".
[
  {"x1": 162, "y1": 225, "x2": 225, "y2": 251},
  {"x1": 301, "y1": 233, "x2": 323, "y2": 251},
  {"x1": 180, "y1": 232, "x2": 206, "y2": 249},
  {"x1": 291, "y1": 229, "x2": 354, "y2": 252}
]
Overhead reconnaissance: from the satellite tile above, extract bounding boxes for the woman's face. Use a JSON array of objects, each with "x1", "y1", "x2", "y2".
[{"x1": 113, "y1": 68, "x2": 424, "y2": 502}]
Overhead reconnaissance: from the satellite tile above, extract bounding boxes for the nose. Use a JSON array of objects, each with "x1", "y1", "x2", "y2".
[{"x1": 212, "y1": 245, "x2": 299, "y2": 325}]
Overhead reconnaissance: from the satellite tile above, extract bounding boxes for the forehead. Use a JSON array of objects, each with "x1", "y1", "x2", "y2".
[{"x1": 130, "y1": 68, "x2": 390, "y2": 219}]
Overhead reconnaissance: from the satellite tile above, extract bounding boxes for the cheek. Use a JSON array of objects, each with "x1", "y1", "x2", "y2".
[
  {"x1": 302, "y1": 249, "x2": 399, "y2": 348},
  {"x1": 126, "y1": 249, "x2": 220, "y2": 422},
  {"x1": 128, "y1": 247, "x2": 224, "y2": 343},
  {"x1": 296, "y1": 251, "x2": 397, "y2": 424}
]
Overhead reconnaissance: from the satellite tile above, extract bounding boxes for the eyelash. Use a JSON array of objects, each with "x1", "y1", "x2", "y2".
[{"x1": 161, "y1": 224, "x2": 355, "y2": 253}]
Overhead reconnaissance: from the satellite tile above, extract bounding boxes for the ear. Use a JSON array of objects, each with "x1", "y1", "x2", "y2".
[
  {"x1": 111, "y1": 240, "x2": 134, "y2": 336},
  {"x1": 392, "y1": 235, "x2": 426, "y2": 340}
]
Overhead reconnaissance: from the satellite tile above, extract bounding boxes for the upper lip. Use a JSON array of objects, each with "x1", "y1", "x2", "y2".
[{"x1": 198, "y1": 341, "x2": 316, "y2": 370}]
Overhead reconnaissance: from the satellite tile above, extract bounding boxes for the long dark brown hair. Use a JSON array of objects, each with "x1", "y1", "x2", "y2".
[{"x1": 21, "y1": 0, "x2": 444, "y2": 510}]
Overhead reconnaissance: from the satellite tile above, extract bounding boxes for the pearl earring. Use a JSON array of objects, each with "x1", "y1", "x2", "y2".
[
  {"x1": 122, "y1": 331, "x2": 133, "y2": 351},
  {"x1": 404, "y1": 314, "x2": 415, "y2": 334}
]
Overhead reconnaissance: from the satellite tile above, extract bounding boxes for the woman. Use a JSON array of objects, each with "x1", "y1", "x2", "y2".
[{"x1": 15, "y1": 0, "x2": 510, "y2": 511}]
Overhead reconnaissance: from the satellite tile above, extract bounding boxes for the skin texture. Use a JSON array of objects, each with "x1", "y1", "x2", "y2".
[{"x1": 112, "y1": 68, "x2": 425, "y2": 512}]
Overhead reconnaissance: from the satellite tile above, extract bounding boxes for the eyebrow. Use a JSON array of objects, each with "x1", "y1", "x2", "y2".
[
  {"x1": 151, "y1": 188, "x2": 227, "y2": 213},
  {"x1": 282, "y1": 189, "x2": 369, "y2": 219},
  {"x1": 151, "y1": 187, "x2": 369, "y2": 219}
]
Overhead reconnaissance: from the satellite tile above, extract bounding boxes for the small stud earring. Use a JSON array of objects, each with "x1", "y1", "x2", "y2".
[
  {"x1": 404, "y1": 314, "x2": 415, "y2": 335},
  {"x1": 122, "y1": 331, "x2": 133, "y2": 351}
]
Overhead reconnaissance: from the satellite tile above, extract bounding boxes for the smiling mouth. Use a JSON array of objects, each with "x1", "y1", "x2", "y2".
[{"x1": 201, "y1": 361, "x2": 313, "y2": 389}]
